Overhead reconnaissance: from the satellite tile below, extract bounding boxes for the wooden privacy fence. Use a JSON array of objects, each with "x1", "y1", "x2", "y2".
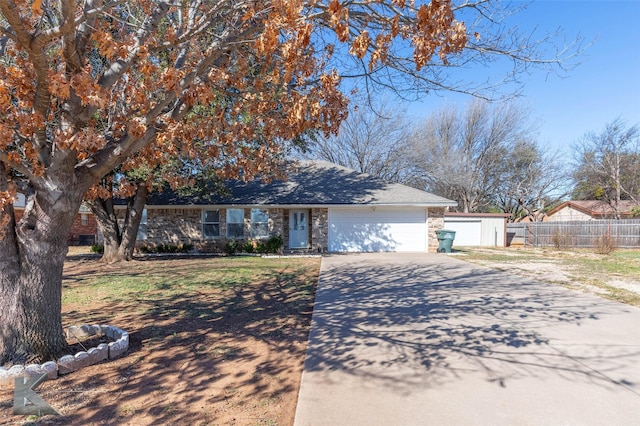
[{"x1": 506, "y1": 220, "x2": 640, "y2": 248}]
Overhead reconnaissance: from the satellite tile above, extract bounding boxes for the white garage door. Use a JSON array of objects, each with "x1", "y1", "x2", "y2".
[
  {"x1": 329, "y1": 208, "x2": 427, "y2": 252},
  {"x1": 443, "y1": 220, "x2": 482, "y2": 246}
]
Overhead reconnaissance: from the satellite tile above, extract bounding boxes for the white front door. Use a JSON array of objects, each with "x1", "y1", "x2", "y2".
[{"x1": 289, "y1": 210, "x2": 309, "y2": 248}]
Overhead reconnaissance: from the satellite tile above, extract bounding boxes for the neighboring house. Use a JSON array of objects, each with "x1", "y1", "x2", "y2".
[
  {"x1": 13, "y1": 194, "x2": 98, "y2": 245},
  {"x1": 546, "y1": 200, "x2": 639, "y2": 221},
  {"x1": 67, "y1": 204, "x2": 100, "y2": 245},
  {"x1": 129, "y1": 161, "x2": 457, "y2": 253},
  {"x1": 444, "y1": 213, "x2": 511, "y2": 247}
]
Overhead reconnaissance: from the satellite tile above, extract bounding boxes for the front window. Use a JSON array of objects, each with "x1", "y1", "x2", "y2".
[
  {"x1": 250, "y1": 209, "x2": 269, "y2": 239},
  {"x1": 202, "y1": 209, "x2": 220, "y2": 238},
  {"x1": 293, "y1": 211, "x2": 306, "y2": 231},
  {"x1": 226, "y1": 208, "x2": 245, "y2": 239}
]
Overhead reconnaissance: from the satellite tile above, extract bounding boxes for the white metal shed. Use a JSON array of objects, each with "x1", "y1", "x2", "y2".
[{"x1": 443, "y1": 213, "x2": 510, "y2": 247}]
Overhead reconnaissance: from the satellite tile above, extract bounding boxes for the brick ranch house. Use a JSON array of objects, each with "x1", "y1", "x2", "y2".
[{"x1": 125, "y1": 161, "x2": 457, "y2": 253}]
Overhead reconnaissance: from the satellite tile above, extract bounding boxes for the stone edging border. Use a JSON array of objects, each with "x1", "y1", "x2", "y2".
[{"x1": 0, "y1": 324, "x2": 129, "y2": 384}]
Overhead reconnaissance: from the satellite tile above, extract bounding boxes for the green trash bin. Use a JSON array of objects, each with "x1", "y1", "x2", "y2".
[{"x1": 436, "y1": 229, "x2": 456, "y2": 253}]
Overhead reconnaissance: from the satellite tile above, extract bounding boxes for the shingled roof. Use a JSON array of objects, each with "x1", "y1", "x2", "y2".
[{"x1": 145, "y1": 160, "x2": 456, "y2": 207}]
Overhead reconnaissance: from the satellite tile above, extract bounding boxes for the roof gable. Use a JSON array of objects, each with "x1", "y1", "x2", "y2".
[
  {"x1": 146, "y1": 160, "x2": 456, "y2": 207},
  {"x1": 548, "y1": 200, "x2": 639, "y2": 218}
]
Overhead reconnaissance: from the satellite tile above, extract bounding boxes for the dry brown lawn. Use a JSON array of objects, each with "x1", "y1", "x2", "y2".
[{"x1": 0, "y1": 254, "x2": 320, "y2": 425}]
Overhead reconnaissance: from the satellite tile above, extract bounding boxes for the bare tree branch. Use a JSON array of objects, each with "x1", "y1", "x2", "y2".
[{"x1": 572, "y1": 119, "x2": 640, "y2": 217}]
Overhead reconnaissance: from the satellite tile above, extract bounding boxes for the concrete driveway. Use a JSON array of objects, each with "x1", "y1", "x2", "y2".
[{"x1": 294, "y1": 253, "x2": 640, "y2": 426}]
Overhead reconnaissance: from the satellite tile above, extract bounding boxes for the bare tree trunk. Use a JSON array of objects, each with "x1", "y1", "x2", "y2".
[
  {"x1": 0, "y1": 168, "x2": 80, "y2": 364},
  {"x1": 461, "y1": 194, "x2": 471, "y2": 213},
  {"x1": 90, "y1": 197, "x2": 123, "y2": 262},
  {"x1": 90, "y1": 185, "x2": 148, "y2": 263},
  {"x1": 121, "y1": 185, "x2": 148, "y2": 260}
]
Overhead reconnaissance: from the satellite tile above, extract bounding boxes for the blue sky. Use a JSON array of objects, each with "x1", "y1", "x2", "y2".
[{"x1": 405, "y1": 0, "x2": 640, "y2": 155}]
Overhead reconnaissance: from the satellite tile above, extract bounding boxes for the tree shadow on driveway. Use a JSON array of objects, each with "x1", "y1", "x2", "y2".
[{"x1": 302, "y1": 254, "x2": 640, "y2": 397}]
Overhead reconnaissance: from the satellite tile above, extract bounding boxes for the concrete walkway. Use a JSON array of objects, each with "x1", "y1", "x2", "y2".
[{"x1": 294, "y1": 253, "x2": 640, "y2": 426}]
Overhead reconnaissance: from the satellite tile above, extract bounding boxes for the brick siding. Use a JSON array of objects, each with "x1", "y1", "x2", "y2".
[
  {"x1": 312, "y1": 208, "x2": 329, "y2": 252},
  {"x1": 119, "y1": 206, "x2": 443, "y2": 253},
  {"x1": 135, "y1": 207, "x2": 299, "y2": 253},
  {"x1": 427, "y1": 207, "x2": 446, "y2": 253}
]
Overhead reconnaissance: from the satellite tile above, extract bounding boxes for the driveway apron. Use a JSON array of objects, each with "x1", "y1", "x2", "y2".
[{"x1": 294, "y1": 253, "x2": 640, "y2": 426}]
